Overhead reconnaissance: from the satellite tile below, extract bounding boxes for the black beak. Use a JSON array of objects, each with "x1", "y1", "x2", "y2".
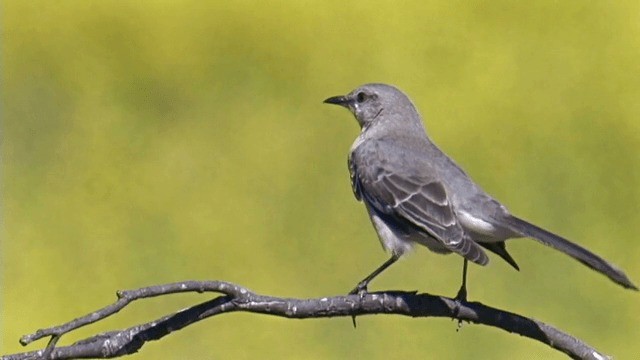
[{"x1": 323, "y1": 95, "x2": 351, "y2": 107}]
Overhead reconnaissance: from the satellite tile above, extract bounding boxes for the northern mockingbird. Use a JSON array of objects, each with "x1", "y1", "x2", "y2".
[{"x1": 324, "y1": 83, "x2": 637, "y2": 298}]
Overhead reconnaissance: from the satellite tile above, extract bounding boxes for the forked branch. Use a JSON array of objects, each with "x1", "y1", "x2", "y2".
[{"x1": 2, "y1": 281, "x2": 608, "y2": 360}]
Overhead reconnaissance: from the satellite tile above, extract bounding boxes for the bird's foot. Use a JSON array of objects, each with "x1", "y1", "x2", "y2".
[
  {"x1": 454, "y1": 285, "x2": 467, "y2": 303},
  {"x1": 348, "y1": 281, "x2": 369, "y2": 296},
  {"x1": 348, "y1": 282, "x2": 370, "y2": 328},
  {"x1": 452, "y1": 285, "x2": 468, "y2": 331}
]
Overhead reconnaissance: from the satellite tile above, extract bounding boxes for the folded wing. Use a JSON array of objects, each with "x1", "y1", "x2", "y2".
[{"x1": 350, "y1": 155, "x2": 488, "y2": 266}]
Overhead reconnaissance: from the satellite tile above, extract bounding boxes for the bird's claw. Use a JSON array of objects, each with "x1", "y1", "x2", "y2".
[
  {"x1": 454, "y1": 286, "x2": 467, "y2": 304},
  {"x1": 348, "y1": 282, "x2": 370, "y2": 328},
  {"x1": 452, "y1": 285, "x2": 468, "y2": 330},
  {"x1": 349, "y1": 282, "x2": 369, "y2": 296}
]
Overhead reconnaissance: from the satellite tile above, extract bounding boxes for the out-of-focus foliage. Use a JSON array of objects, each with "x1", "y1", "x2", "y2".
[{"x1": 2, "y1": 1, "x2": 639, "y2": 359}]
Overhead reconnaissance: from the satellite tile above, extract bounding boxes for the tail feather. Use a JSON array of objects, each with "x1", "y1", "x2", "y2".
[
  {"x1": 479, "y1": 242, "x2": 520, "y2": 271},
  {"x1": 505, "y1": 216, "x2": 637, "y2": 290}
]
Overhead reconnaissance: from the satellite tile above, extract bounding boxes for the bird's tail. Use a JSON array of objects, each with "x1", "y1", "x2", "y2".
[{"x1": 505, "y1": 215, "x2": 637, "y2": 290}]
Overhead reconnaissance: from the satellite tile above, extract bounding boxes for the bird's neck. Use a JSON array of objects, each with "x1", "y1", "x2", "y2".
[{"x1": 362, "y1": 111, "x2": 429, "y2": 140}]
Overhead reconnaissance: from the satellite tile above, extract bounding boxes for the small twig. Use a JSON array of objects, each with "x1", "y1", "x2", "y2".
[
  {"x1": 3, "y1": 280, "x2": 610, "y2": 360},
  {"x1": 18, "y1": 281, "x2": 245, "y2": 346}
]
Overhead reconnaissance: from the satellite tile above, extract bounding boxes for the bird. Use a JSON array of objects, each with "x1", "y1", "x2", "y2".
[{"x1": 323, "y1": 83, "x2": 637, "y2": 299}]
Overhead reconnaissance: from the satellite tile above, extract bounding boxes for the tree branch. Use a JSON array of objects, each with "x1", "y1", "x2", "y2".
[{"x1": 2, "y1": 280, "x2": 609, "y2": 360}]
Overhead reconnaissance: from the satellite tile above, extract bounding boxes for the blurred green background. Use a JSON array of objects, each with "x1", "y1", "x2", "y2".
[{"x1": 2, "y1": 1, "x2": 639, "y2": 359}]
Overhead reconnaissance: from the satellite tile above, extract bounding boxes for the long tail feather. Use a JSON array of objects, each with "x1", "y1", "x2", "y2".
[{"x1": 505, "y1": 216, "x2": 637, "y2": 290}]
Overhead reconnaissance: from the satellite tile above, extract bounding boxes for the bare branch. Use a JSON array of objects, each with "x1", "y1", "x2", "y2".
[{"x1": 2, "y1": 280, "x2": 609, "y2": 360}]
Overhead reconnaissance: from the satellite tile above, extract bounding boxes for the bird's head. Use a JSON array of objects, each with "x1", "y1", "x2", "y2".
[{"x1": 323, "y1": 83, "x2": 420, "y2": 130}]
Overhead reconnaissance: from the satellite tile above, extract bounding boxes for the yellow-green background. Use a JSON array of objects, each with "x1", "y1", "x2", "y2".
[{"x1": 3, "y1": 1, "x2": 639, "y2": 359}]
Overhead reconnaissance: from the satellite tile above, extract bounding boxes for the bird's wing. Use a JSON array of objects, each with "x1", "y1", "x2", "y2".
[
  {"x1": 350, "y1": 154, "x2": 488, "y2": 266},
  {"x1": 348, "y1": 153, "x2": 362, "y2": 201}
]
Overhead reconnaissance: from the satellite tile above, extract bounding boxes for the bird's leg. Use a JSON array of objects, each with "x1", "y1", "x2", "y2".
[
  {"x1": 348, "y1": 254, "x2": 400, "y2": 328},
  {"x1": 455, "y1": 259, "x2": 468, "y2": 302},
  {"x1": 451, "y1": 259, "x2": 470, "y2": 330},
  {"x1": 349, "y1": 255, "x2": 400, "y2": 295}
]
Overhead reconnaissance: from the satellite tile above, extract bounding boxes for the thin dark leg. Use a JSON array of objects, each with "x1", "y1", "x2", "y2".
[
  {"x1": 349, "y1": 255, "x2": 400, "y2": 295},
  {"x1": 349, "y1": 254, "x2": 400, "y2": 328},
  {"x1": 455, "y1": 259, "x2": 468, "y2": 302}
]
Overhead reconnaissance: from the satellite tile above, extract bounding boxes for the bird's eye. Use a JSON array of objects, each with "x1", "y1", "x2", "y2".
[{"x1": 356, "y1": 92, "x2": 367, "y2": 103}]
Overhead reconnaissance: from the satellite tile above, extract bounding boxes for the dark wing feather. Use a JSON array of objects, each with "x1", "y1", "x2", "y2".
[{"x1": 348, "y1": 153, "x2": 362, "y2": 201}]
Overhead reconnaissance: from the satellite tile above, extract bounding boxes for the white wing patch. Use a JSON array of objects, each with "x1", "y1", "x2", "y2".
[{"x1": 458, "y1": 211, "x2": 498, "y2": 237}]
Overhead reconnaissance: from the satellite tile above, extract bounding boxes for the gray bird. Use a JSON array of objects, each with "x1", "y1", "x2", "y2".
[{"x1": 324, "y1": 83, "x2": 637, "y2": 297}]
